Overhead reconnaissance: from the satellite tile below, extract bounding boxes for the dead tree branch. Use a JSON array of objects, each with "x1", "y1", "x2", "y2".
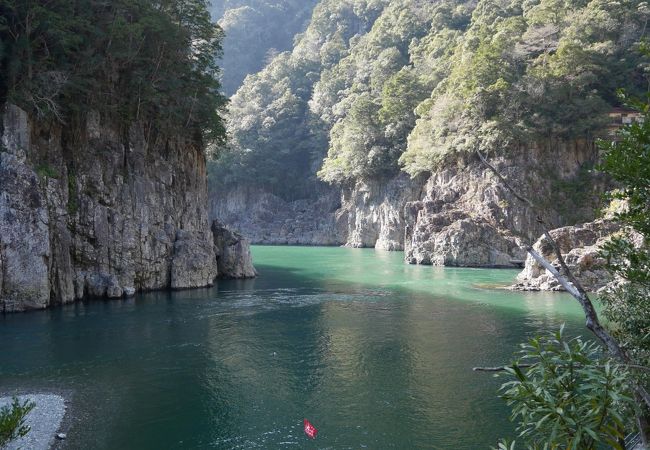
[{"x1": 476, "y1": 150, "x2": 650, "y2": 409}]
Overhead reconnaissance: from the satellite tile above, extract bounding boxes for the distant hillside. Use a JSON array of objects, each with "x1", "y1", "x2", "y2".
[
  {"x1": 209, "y1": 0, "x2": 318, "y2": 95},
  {"x1": 211, "y1": 0, "x2": 647, "y2": 197}
]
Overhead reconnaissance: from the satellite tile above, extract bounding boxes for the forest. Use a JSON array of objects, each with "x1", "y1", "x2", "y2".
[
  {"x1": 208, "y1": 0, "x2": 318, "y2": 95},
  {"x1": 210, "y1": 0, "x2": 649, "y2": 199},
  {"x1": 0, "y1": 0, "x2": 227, "y2": 143},
  {"x1": 1, "y1": 0, "x2": 650, "y2": 448}
]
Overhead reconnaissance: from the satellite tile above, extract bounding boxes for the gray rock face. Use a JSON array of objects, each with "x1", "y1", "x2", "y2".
[
  {"x1": 405, "y1": 203, "x2": 524, "y2": 266},
  {"x1": 171, "y1": 230, "x2": 219, "y2": 289},
  {"x1": 212, "y1": 220, "x2": 256, "y2": 278},
  {"x1": 209, "y1": 139, "x2": 604, "y2": 268},
  {"x1": 512, "y1": 220, "x2": 621, "y2": 292},
  {"x1": 0, "y1": 152, "x2": 51, "y2": 310},
  {"x1": 404, "y1": 140, "x2": 603, "y2": 268},
  {"x1": 0, "y1": 104, "x2": 220, "y2": 312},
  {"x1": 210, "y1": 184, "x2": 345, "y2": 245},
  {"x1": 338, "y1": 173, "x2": 425, "y2": 250}
]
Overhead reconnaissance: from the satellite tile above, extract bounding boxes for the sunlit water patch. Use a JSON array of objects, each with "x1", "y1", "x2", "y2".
[{"x1": 0, "y1": 246, "x2": 587, "y2": 449}]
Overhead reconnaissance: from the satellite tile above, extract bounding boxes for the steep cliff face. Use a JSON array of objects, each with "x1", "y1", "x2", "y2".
[
  {"x1": 210, "y1": 138, "x2": 604, "y2": 269},
  {"x1": 211, "y1": 220, "x2": 257, "y2": 278},
  {"x1": 404, "y1": 140, "x2": 603, "y2": 267},
  {"x1": 337, "y1": 174, "x2": 425, "y2": 250},
  {"x1": 209, "y1": 184, "x2": 346, "y2": 245},
  {"x1": 208, "y1": 174, "x2": 423, "y2": 249},
  {"x1": 0, "y1": 105, "x2": 223, "y2": 312}
]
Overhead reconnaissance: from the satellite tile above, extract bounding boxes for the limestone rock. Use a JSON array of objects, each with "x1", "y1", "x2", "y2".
[
  {"x1": 403, "y1": 140, "x2": 603, "y2": 268},
  {"x1": 210, "y1": 139, "x2": 603, "y2": 270},
  {"x1": 212, "y1": 220, "x2": 256, "y2": 278},
  {"x1": 0, "y1": 151, "x2": 51, "y2": 312},
  {"x1": 338, "y1": 173, "x2": 425, "y2": 250},
  {"x1": 0, "y1": 104, "x2": 227, "y2": 311},
  {"x1": 210, "y1": 184, "x2": 345, "y2": 245},
  {"x1": 171, "y1": 230, "x2": 218, "y2": 289},
  {"x1": 512, "y1": 219, "x2": 621, "y2": 292},
  {"x1": 405, "y1": 210, "x2": 525, "y2": 267}
]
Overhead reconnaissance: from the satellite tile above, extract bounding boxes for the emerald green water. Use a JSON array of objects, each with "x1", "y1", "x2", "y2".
[{"x1": 0, "y1": 246, "x2": 588, "y2": 449}]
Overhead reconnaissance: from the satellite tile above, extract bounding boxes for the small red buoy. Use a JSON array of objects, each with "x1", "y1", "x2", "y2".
[{"x1": 304, "y1": 418, "x2": 318, "y2": 439}]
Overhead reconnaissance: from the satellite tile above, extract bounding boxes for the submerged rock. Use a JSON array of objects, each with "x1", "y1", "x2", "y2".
[{"x1": 212, "y1": 220, "x2": 257, "y2": 279}]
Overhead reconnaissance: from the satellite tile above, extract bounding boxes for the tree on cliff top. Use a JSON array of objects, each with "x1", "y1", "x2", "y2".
[{"x1": 0, "y1": 0, "x2": 227, "y2": 144}]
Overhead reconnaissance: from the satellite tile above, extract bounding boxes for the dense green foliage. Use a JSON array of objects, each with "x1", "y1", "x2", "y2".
[
  {"x1": 209, "y1": 0, "x2": 387, "y2": 198},
  {"x1": 598, "y1": 96, "x2": 650, "y2": 382},
  {"x1": 497, "y1": 329, "x2": 634, "y2": 449},
  {"x1": 0, "y1": 397, "x2": 35, "y2": 448},
  {"x1": 495, "y1": 97, "x2": 650, "y2": 449},
  {"x1": 401, "y1": 0, "x2": 649, "y2": 176},
  {"x1": 0, "y1": 0, "x2": 227, "y2": 143},
  {"x1": 211, "y1": 0, "x2": 648, "y2": 196},
  {"x1": 209, "y1": 0, "x2": 318, "y2": 96}
]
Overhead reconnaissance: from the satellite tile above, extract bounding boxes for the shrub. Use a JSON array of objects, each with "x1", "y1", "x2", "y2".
[{"x1": 0, "y1": 397, "x2": 35, "y2": 448}]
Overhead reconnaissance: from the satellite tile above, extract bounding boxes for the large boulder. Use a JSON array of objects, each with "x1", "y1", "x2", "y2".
[
  {"x1": 512, "y1": 219, "x2": 622, "y2": 292},
  {"x1": 404, "y1": 200, "x2": 525, "y2": 267},
  {"x1": 212, "y1": 220, "x2": 256, "y2": 279}
]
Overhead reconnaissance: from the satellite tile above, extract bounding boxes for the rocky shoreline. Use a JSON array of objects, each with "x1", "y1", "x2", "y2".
[
  {"x1": 511, "y1": 219, "x2": 624, "y2": 292},
  {"x1": 0, "y1": 394, "x2": 66, "y2": 450},
  {"x1": 211, "y1": 140, "x2": 604, "y2": 271},
  {"x1": 1, "y1": 105, "x2": 256, "y2": 313}
]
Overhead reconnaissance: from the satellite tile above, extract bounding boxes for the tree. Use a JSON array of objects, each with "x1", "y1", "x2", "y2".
[
  {"x1": 0, "y1": 0, "x2": 227, "y2": 144},
  {"x1": 476, "y1": 94, "x2": 650, "y2": 447},
  {"x1": 497, "y1": 329, "x2": 633, "y2": 449},
  {"x1": 598, "y1": 93, "x2": 650, "y2": 438}
]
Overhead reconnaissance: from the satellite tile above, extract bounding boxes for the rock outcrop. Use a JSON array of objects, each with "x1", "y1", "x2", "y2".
[
  {"x1": 404, "y1": 140, "x2": 603, "y2": 267},
  {"x1": 209, "y1": 139, "x2": 605, "y2": 269},
  {"x1": 0, "y1": 104, "x2": 238, "y2": 312},
  {"x1": 210, "y1": 184, "x2": 345, "y2": 245},
  {"x1": 337, "y1": 174, "x2": 425, "y2": 250},
  {"x1": 512, "y1": 220, "x2": 622, "y2": 292},
  {"x1": 212, "y1": 220, "x2": 256, "y2": 278}
]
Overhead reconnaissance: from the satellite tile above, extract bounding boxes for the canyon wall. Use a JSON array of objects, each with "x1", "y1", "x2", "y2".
[
  {"x1": 405, "y1": 140, "x2": 603, "y2": 267},
  {"x1": 210, "y1": 138, "x2": 604, "y2": 268},
  {"x1": 0, "y1": 105, "x2": 246, "y2": 312}
]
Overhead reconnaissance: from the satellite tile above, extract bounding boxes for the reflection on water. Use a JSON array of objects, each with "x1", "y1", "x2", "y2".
[{"x1": 0, "y1": 246, "x2": 586, "y2": 449}]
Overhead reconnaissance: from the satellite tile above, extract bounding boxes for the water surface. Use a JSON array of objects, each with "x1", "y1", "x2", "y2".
[{"x1": 0, "y1": 246, "x2": 587, "y2": 449}]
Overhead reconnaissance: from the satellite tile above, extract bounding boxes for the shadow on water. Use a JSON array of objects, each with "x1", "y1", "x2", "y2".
[{"x1": 0, "y1": 246, "x2": 591, "y2": 449}]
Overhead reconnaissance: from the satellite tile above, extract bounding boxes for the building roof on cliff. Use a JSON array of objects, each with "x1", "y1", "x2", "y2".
[{"x1": 609, "y1": 106, "x2": 641, "y2": 115}]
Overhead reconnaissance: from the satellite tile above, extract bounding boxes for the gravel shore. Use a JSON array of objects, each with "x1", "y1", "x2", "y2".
[{"x1": 0, "y1": 394, "x2": 66, "y2": 450}]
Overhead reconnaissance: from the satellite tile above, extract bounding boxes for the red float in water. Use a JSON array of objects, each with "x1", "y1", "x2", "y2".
[{"x1": 304, "y1": 419, "x2": 318, "y2": 439}]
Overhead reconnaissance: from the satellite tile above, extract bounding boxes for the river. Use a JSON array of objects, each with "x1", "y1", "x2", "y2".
[{"x1": 0, "y1": 246, "x2": 588, "y2": 449}]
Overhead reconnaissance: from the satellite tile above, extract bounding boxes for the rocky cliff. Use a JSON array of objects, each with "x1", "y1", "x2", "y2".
[
  {"x1": 210, "y1": 138, "x2": 604, "y2": 269},
  {"x1": 1, "y1": 105, "x2": 250, "y2": 312},
  {"x1": 337, "y1": 174, "x2": 425, "y2": 251},
  {"x1": 512, "y1": 219, "x2": 621, "y2": 292},
  {"x1": 404, "y1": 140, "x2": 604, "y2": 267},
  {"x1": 212, "y1": 220, "x2": 257, "y2": 278},
  {"x1": 209, "y1": 184, "x2": 346, "y2": 245}
]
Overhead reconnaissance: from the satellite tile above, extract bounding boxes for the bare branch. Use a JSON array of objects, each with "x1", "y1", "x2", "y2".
[{"x1": 476, "y1": 149, "x2": 650, "y2": 410}]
